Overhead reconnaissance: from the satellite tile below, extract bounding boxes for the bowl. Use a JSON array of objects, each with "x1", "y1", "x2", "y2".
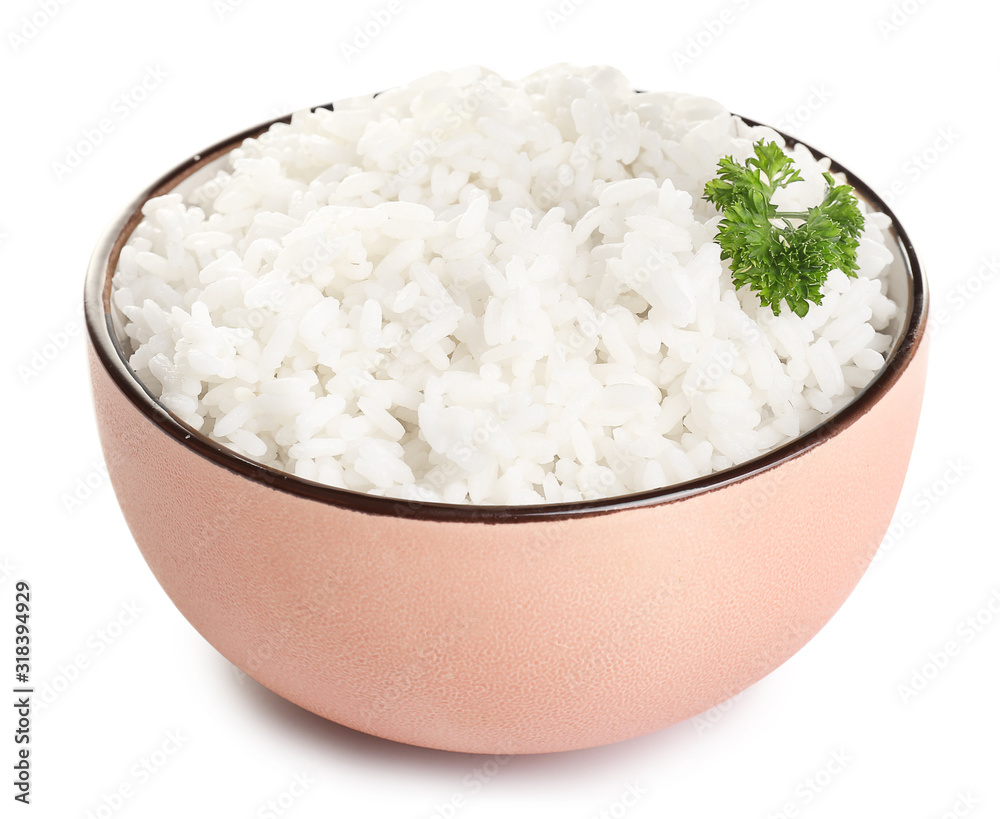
[{"x1": 85, "y1": 106, "x2": 929, "y2": 755}]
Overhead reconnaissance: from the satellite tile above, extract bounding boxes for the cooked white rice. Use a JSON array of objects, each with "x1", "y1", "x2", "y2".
[{"x1": 111, "y1": 64, "x2": 899, "y2": 505}]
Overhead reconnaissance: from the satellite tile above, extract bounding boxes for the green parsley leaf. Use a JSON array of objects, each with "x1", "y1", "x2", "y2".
[{"x1": 703, "y1": 139, "x2": 864, "y2": 317}]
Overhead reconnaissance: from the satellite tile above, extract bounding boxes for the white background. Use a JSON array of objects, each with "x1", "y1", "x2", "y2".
[{"x1": 2, "y1": 0, "x2": 998, "y2": 816}]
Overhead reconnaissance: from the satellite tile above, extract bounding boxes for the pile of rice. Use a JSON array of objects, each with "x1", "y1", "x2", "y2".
[{"x1": 112, "y1": 64, "x2": 899, "y2": 505}]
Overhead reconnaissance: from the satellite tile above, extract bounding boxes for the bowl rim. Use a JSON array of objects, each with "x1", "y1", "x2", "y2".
[{"x1": 85, "y1": 105, "x2": 928, "y2": 523}]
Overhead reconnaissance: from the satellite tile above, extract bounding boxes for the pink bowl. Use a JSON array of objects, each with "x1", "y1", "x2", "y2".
[{"x1": 85, "y1": 113, "x2": 929, "y2": 754}]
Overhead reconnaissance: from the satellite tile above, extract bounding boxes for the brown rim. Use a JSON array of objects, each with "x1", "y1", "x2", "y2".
[{"x1": 84, "y1": 107, "x2": 928, "y2": 523}]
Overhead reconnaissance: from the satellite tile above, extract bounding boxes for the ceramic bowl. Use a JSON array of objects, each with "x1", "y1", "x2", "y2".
[{"x1": 85, "y1": 108, "x2": 929, "y2": 754}]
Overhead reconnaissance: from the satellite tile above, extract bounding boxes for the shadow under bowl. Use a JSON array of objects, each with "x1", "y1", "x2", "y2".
[{"x1": 85, "y1": 109, "x2": 929, "y2": 754}]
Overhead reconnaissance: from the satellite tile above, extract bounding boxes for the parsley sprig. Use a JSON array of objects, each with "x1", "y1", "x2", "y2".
[{"x1": 704, "y1": 139, "x2": 865, "y2": 317}]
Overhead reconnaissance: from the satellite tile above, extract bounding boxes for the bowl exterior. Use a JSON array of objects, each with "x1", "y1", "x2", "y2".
[{"x1": 87, "y1": 328, "x2": 928, "y2": 754}]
